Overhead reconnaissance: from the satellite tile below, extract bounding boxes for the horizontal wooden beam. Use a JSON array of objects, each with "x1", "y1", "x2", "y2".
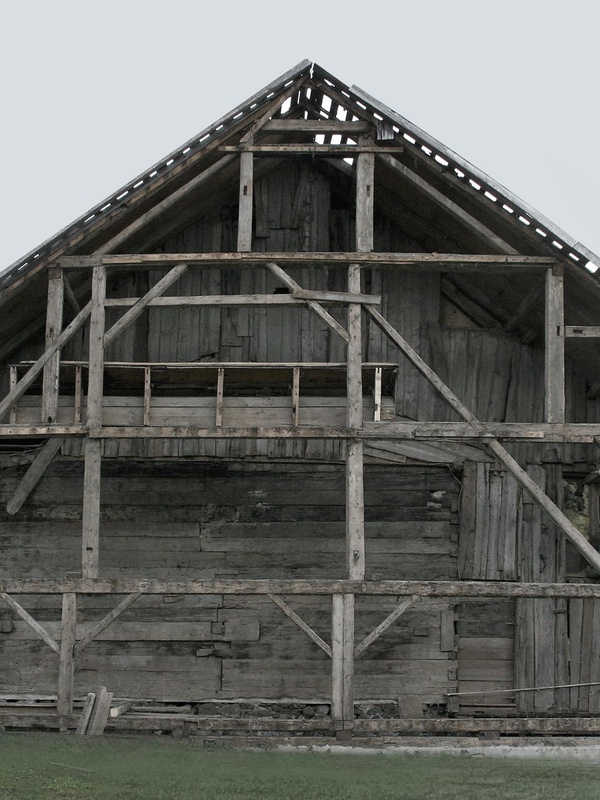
[
  {"x1": 565, "y1": 326, "x2": 600, "y2": 338},
  {"x1": 58, "y1": 253, "x2": 555, "y2": 271},
  {"x1": 262, "y1": 120, "x2": 372, "y2": 133},
  {"x1": 219, "y1": 145, "x2": 403, "y2": 155},
  {"x1": 3, "y1": 422, "x2": 600, "y2": 443},
  {"x1": 3, "y1": 579, "x2": 600, "y2": 598},
  {"x1": 104, "y1": 291, "x2": 381, "y2": 307}
]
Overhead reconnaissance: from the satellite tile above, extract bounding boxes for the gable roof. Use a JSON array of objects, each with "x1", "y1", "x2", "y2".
[{"x1": 2, "y1": 59, "x2": 599, "y2": 298}]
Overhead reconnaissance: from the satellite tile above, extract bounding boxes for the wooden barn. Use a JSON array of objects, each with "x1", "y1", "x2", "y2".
[{"x1": 2, "y1": 59, "x2": 600, "y2": 738}]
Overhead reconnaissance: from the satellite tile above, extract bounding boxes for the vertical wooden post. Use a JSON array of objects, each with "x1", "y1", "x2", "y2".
[
  {"x1": 215, "y1": 368, "x2": 225, "y2": 427},
  {"x1": 292, "y1": 367, "x2": 300, "y2": 426},
  {"x1": 331, "y1": 593, "x2": 344, "y2": 724},
  {"x1": 82, "y1": 440, "x2": 102, "y2": 578},
  {"x1": 42, "y1": 268, "x2": 64, "y2": 424},
  {"x1": 87, "y1": 265, "x2": 106, "y2": 429},
  {"x1": 9, "y1": 366, "x2": 17, "y2": 424},
  {"x1": 143, "y1": 367, "x2": 152, "y2": 426},
  {"x1": 83, "y1": 264, "x2": 105, "y2": 578},
  {"x1": 545, "y1": 264, "x2": 565, "y2": 423},
  {"x1": 74, "y1": 365, "x2": 82, "y2": 424},
  {"x1": 237, "y1": 149, "x2": 253, "y2": 252},
  {"x1": 57, "y1": 592, "x2": 77, "y2": 728}
]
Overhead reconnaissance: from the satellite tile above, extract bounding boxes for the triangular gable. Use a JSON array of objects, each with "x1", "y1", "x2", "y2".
[{"x1": 2, "y1": 58, "x2": 599, "y2": 303}]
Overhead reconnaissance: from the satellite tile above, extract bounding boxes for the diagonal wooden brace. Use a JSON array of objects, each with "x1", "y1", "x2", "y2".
[
  {"x1": 267, "y1": 261, "x2": 349, "y2": 343},
  {"x1": 354, "y1": 595, "x2": 417, "y2": 657},
  {"x1": 0, "y1": 592, "x2": 60, "y2": 653},
  {"x1": 365, "y1": 304, "x2": 600, "y2": 574},
  {"x1": 75, "y1": 592, "x2": 142, "y2": 654},
  {"x1": 268, "y1": 593, "x2": 332, "y2": 657}
]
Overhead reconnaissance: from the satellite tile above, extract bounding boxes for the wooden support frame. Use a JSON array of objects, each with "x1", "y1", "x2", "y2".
[
  {"x1": 75, "y1": 592, "x2": 142, "y2": 654},
  {"x1": 364, "y1": 303, "x2": 600, "y2": 573},
  {"x1": 237, "y1": 149, "x2": 253, "y2": 251},
  {"x1": 104, "y1": 290, "x2": 380, "y2": 307},
  {"x1": 215, "y1": 368, "x2": 224, "y2": 428},
  {"x1": 0, "y1": 302, "x2": 92, "y2": 423},
  {"x1": 103, "y1": 263, "x2": 188, "y2": 347},
  {"x1": 267, "y1": 594, "x2": 332, "y2": 657},
  {"x1": 266, "y1": 262, "x2": 349, "y2": 343},
  {"x1": 331, "y1": 594, "x2": 354, "y2": 726},
  {"x1": 8, "y1": 367, "x2": 17, "y2": 424},
  {"x1": 41, "y1": 268, "x2": 64, "y2": 424},
  {"x1": 82, "y1": 439, "x2": 102, "y2": 578},
  {"x1": 143, "y1": 367, "x2": 151, "y2": 426},
  {"x1": 354, "y1": 596, "x2": 417, "y2": 657},
  {"x1": 545, "y1": 265, "x2": 565, "y2": 422},
  {"x1": 5, "y1": 579, "x2": 600, "y2": 597},
  {"x1": 292, "y1": 367, "x2": 300, "y2": 426},
  {"x1": 0, "y1": 592, "x2": 59, "y2": 653},
  {"x1": 6, "y1": 438, "x2": 64, "y2": 515}
]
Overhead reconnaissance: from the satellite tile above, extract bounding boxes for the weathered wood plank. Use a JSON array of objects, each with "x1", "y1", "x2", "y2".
[
  {"x1": 57, "y1": 592, "x2": 77, "y2": 721},
  {"x1": 544, "y1": 266, "x2": 565, "y2": 423},
  {"x1": 41, "y1": 268, "x2": 64, "y2": 424},
  {"x1": 237, "y1": 150, "x2": 253, "y2": 251},
  {"x1": 0, "y1": 592, "x2": 60, "y2": 653},
  {"x1": 86, "y1": 686, "x2": 113, "y2": 735},
  {"x1": 6, "y1": 438, "x2": 64, "y2": 516},
  {"x1": 81, "y1": 439, "x2": 102, "y2": 579},
  {"x1": 355, "y1": 596, "x2": 416, "y2": 656},
  {"x1": 267, "y1": 594, "x2": 331, "y2": 657},
  {"x1": 75, "y1": 592, "x2": 142, "y2": 653}
]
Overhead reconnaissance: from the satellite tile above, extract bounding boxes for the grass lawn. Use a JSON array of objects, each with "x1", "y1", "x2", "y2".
[{"x1": 1, "y1": 733, "x2": 599, "y2": 800}]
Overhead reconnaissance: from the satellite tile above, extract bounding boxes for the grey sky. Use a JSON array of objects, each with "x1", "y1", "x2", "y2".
[{"x1": 2, "y1": 0, "x2": 599, "y2": 270}]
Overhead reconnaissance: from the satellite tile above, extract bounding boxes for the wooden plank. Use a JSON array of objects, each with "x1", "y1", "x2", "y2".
[
  {"x1": 104, "y1": 263, "x2": 188, "y2": 348},
  {"x1": 237, "y1": 150, "x2": 253, "y2": 251},
  {"x1": 346, "y1": 441, "x2": 365, "y2": 580},
  {"x1": 220, "y1": 145, "x2": 403, "y2": 154},
  {"x1": 8, "y1": 366, "x2": 17, "y2": 424},
  {"x1": 342, "y1": 593, "x2": 354, "y2": 725},
  {"x1": 263, "y1": 120, "x2": 372, "y2": 133},
  {"x1": 356, "y1": 143, "x2": 374, "y2": 253},
  {"x1": 104, "y1": 291, "x2": 380, "y2": 307},
  {"x1": 292, "y1": 367, "x2": 300, "y2": 426},
  {"x1": 267, "y1": 594, "x2": 332, "y2": 657},
  {"x1": 74, "y1": 366, "x2": 82, "y2": 424},
  {"x1": 373, "y1": 367, "x2": 382, "y2": 422},
  {"x1": 266, "y1": 262, "x2": 350, "y2": 343},
  {"x1": 86, "y1": 687, "x2": 113, "y2": 735},
  {"x1": 0, "y1": 592, "x2": 59, "y2": 653},
  {"x1": 95, "y1": 156, "x2": 237, "y2": 255},
  {"x1": 378, "y1": 154, "x2": 518, "y2": 254},
  {"x1": 6, "y1": 438, "x2": 64, "y2": 515},
  {"x1": 75, "y1": 692, "x2": 96, "y2": 734},
  {"x1": 60, "y1": 253, "x2": 556, "y2": 269},
  {"x1": 331, "y1": 594, "x2": 344, "y2": 722},
  {"x1": 364, "y1": 304, "x2": 600, "y2": 574},
  {"x1": 75, "y1": 592, "x2": 142, "y2": 654},
  {"x1": 215, "y1": 368, "x2": 225, "y2": 428},
  {"x1": 57, "y1": 592, "x2": 77, "y2": 720},
  {"x1": 82, "y1": 439, "x2": 102, "y2": 579},
  {"x1": 354, "y1": 596, "x2": 416, "y2": 656},
  {"x1": 0, "y1": 302, "x2": 92, "y2": 424},
  {"x1": 41, "y1": 268, "x2": 64, "y2": 424},
  {"x1": 143, "y1": 368, "x2": 151, "y2": 427},
  {"x1": 6, "y1": 578, "x2": 600, "y2": 598},
  {"x1": 545, "y1": 266, "x2": 565, "y2": 423},
  {"x1": 87, "y1": 265, "x2": 106, "y2": 428},
  {"x1": 565, "y1": 326, "x2": 600, "y2": 338}
]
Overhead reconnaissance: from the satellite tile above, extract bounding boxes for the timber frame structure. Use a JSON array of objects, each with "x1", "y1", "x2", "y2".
[{"x1": 2, "y1": 60, "x2": 600, "y2": 737}]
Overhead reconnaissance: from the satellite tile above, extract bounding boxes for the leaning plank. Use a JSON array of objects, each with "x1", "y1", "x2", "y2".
[
  {"x1": 0, "y1": 592, "x2": 59, "y2": 653},
  {"x1": 0, "y1": 302, "x2": 91, "y2": 423},
  {"x1": 75, "y1": 593, "x2": 143, "y2": 654},
  {"x1": 354, "y1": 596, "x2": 417, "y2": 657},
  {"x1": 267, "y1": 262, "x2": 349, "y2": 343},
  {"x1": 75, "y1": 693, "x2": 96, "y2": 734},
  {"x1": 104, "y1": 263, "x2": 188, "y2": 347},
  {"x1": 267, "y1": 594, "x2": 332, "y2": 657},
  {"x1": 6, "y1": 438, "x2": 64, "y2": 515},
  {"x1": 365, "y1": 304, "x2": 600, "y2": 574},
  {"x1": 86, "y1": 687, "x2": 113, "y2": 735}
]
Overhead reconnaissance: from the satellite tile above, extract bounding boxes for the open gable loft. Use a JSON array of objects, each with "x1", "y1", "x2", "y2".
[{"x1": 3, "y1": 62, "x2": 600, "y2": 737}]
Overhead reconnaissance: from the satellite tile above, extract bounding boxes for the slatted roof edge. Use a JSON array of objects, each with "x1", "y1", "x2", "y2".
[{"x1": 311, "y1": 63, "x2": 600, "y2": 272}]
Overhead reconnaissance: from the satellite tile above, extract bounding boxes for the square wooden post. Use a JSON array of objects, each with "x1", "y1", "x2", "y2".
[
  {"x1": 237, "y1": 149, "x2": 253, "y2": 252},
  {"x1": 82, "y1": 265, "x2": 106, "y2": 578},
  {"x1": 57, "y1": 592, "x2": 77, "y2": 729},
  {"x1": 41, "y1": 267, "x2": 64, "y2": 424},
  {"x1": 545, "y1": 264, "x2": 565, "y2": 423}
]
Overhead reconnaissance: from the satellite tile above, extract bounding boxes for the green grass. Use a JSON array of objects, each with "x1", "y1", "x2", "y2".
[{"x1": 1, "y1": 733, "x2": 599, "y2": 800}]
